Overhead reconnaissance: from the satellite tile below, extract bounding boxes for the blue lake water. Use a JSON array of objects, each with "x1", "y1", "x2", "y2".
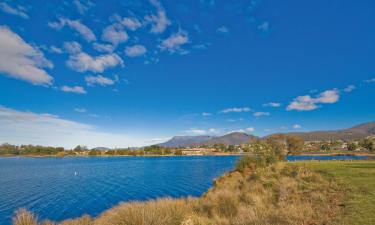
[
  {"x1": 0, "y1": 155, "x2": 369, "y2": 225},
  {"x1": 0, "y1": 156, "x2": 238, "y2": 225}
]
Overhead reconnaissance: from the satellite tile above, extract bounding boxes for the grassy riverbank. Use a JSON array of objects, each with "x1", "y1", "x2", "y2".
[
  {"x1": 13, "y1": 161, "x2": 344, "y2": 225},
  {"x1": 300, "y1": 161, "x2": 375, "y2": 225}
]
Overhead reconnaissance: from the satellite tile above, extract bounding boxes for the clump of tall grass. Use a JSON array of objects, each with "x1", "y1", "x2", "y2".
[{"x1": 13, "y1": 141, "x2": 343, "y2": 225}]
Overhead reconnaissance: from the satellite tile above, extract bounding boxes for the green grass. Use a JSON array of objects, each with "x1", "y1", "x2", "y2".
[{"x1": 296, "y1": 160, "x2": 375, "y2": 225}]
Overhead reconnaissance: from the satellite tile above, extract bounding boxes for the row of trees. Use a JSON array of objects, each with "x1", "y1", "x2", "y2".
[{"x1": 0, "y1": 143, "x2": 65, "y2": 155}]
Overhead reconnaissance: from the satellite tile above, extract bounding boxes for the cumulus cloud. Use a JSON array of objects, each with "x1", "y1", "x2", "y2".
[
  {"x1": 102, "y1": 23, "x2": 128, "y2": 46},
  {"x1": 66, "y1": 51, "x2": 124, "y2": 73},
  {"x1": 263, "y1": 102, "x2": 281, "y2": 107},
  {"x1": 0, "y1": 26, "x2": 53, "y2": 85},
  {"x1": 48, "y1": 18, "x2": 96, "y2": 42},
  {"x1": 63, "y1": 41, "x2": 82, "y2": 54},
  {"x1": 0, "y1": 106, "x2": 141, "y2": 148},
  {"x1": 121, "y1": 17, "x2": 142, "y2": 31},
  {"x1": 85, "y1": 75, "x2": 116, "y2": 86},
  {"x1": 216, "y1": 26, "x2": 229, "y2": 33},
  {"x1": 344, "y1": 85, "x2": 356, "y2": 93},
  {"x1": 0, "y1": 2, "x2": 28, "y2": 19},
  {"x1": 60, "y1": 85, "x2": 87, "y2": 94},
  {"x1": 292, "y1": 124, "x2": 302, "y2": 129},
  {"x1": 287, "y1": 89, "x2": 340, "y2": 111},
  {"x1": 253, "y1": 112, "x2": 270, "y2": 117},
  {"x1": 159, "y1": 30, "x2": 189, "y2": 54},
  {"x1": 220, "y1": 107, "x2": 251, "y2": 113},
  {"x1": 145, "y1": 0, "x2": 171, "y2": 34},
  {"x1": 125, "y1": 45, "x2": 147, "y2": 57}
]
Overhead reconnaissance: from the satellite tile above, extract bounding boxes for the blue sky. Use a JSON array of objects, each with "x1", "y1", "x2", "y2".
[{"x1": 0, "y1": 0, "x2": 374, "y2": 148}]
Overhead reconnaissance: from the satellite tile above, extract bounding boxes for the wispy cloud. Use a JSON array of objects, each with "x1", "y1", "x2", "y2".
[
  {"x1": 60, "y1": 85, "x2": 87, "y2": 94},
  {"x1": 184, "y1": 128, "x2": 220, "y2": 135},
  {"x1": 93, "y1": 43, "x2": 114, "y2": 53},
  {"x1": 73, "y1": 0, "x2": 94, "y2": 15},
  {"x1": 202, "y1": 112, "x2": 212, "y2": 116},
  {"x1": 263, "y1": 102, "x2": 281, "y2": 108},
  {"x1": 216, "y1": 26, "x2": 229, "y2": 33},
  {"x1": 0, "y1": 2, "x2": 28, "y2": 19},
  {"x1": 287, "y1": 89, "x2": 340, "y2": 111},
  {"x1": 364, "y1": 78, "x2": 375, "y2": 83},
  {"x1": 74, "y1": 107, "x2": 87, "y2": 113},
  {"x1": 220, "y1": 107, "x2": 251, "y2": 113},
  {"x1": 85, "y1": 75, "x2": 116, "y2": 86},
  {"x1": 0, "y1": 106, "x2": 140, "y2": 148},
  {"x1": 253, "y1": 112, "x2": 270, "y2": 117},
  {"x1": 343, "y1": 85, "x2": 356, "y2": 93},
  {"x1": 292, "y1": 124, "x2": 302, "y2": 129},
  {"x1": 257, "y1": 21, "x2": 270, "y2": 32},
  {"x1": 48, "y1": 18, "x2": 96, "y2": 42},
  {"x1": 159, "y1": 30, "x2": 189, "y2": 54},
  {"x1": 0, "y1": 26, "x2": 53, "y2": 85},
  {"x1": 145, "y1": 0, "x2": 171, "y2": 34}
]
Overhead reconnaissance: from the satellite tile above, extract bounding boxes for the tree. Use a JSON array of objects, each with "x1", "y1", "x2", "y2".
[
  {"x1": 347, "y1": 142, "x2": 357, "y2": 151},
  {"x1": 286, "y1": 135, "x2": 304, "y2": 154},
  {"x1": 266, "y1": 135, "x2": 287, "y2": 160},
  {"x1": 359, "y1": 138, "x2": 374, "y2": 152}
]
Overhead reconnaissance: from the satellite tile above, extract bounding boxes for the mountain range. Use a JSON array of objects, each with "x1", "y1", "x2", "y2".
[{"x1": 158, "y1": 122, "x2": 375, "y2": 147}]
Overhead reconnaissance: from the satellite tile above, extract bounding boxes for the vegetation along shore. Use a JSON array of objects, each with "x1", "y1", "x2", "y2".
[{"x1": 12, "y1": 139, "x2": 375, "y2": 225}]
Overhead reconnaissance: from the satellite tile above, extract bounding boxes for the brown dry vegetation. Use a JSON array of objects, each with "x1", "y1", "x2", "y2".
[{"x1": 13, "y1": 161, "x2": 343, "y2": 225}]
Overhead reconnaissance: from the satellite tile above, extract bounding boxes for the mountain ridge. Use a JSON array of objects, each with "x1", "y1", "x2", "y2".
[{"x1": 158, "y1": 121, "x2": 375, "y2": 147}]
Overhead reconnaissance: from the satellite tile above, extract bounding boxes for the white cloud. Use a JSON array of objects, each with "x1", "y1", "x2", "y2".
[
  {"x1": 102, "y1": 24, "x2": 128, "y2": 46},
  {"x1": 121, "y1": 17, "x2": 142, "y2": 31},
  {"x1": 60, "y1": 85, "x2": 87, "y2": 94},
  {"x1": 0, "y1": 26, "x2": 53, "y2": 85},
  {"x1": 74, "y1": 107, "x2": 87, "y2": 113},
  {"x1": 0, "y1": 106, "x2": 141, "y2": 148},
  {"x1": 145, "y1": 0, "x2": 171, "y2": 34},
  {"x1": 125, "y1": 45, "x2": 147, "y2": 57},
  {"x1": 93, "y1": 43, "x2": 114, "y2": 53},
  {"x1": 66, "y1": 52, "x2": 124, "y2": 73},
  {"x1": 159, "y1": 30, "x2": 189, "y2": 54},
  {"x1": 48, "y1": 18, "x2": 96, "y2": 42},
  {"x1": 344, "y1": 85, "x2": 356, "y2": 93},
  {"x1": 216, "y1": 26, "x2": 229, "y2": 33},
  {"x1": 73, "y1": 0, "x2": 94, "y2": 14},
  {"x1": 63, "y1": 41, "x2": 82, "y2": 54},
  {"x1": 292, "y1": 124, "x2": 302, "y2": 129},
  {"x1": 85, "y1": 75, "x2": 116, "y2": 86},
  {"x1": 0, "y1": 2, "x2": 28, "y2": 19},
  {"x1": 49, "y1": 45, "x2": 63, "y2": 54},
  {"x1": 287, "y1": 89, "x2": 340, "y2": 111},
  {"x1": 202, "y1": 112, "x2": 212, "y2": 116},
  {"x1": 263, "y1": 102, "x2": 281, "y2": 107},
  {"x1": 220, "y1": 107, "x2": 251, "y2": 113},
  {"x1": 184, "y1": 128, "x2": 220, "y2": 135},
  {"x1": 253, "y1": 112, "x2": 270, "y2": 117},
  {"x1": 246, "y1": 127, "x2": 255, "y2": 132}
]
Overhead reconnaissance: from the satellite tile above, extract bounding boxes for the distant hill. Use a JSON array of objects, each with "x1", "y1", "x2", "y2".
[
  {"x1": 158, "y1": 122, "x2": 375, "y2": 147},
  {"x1": 202, "y1": 132, "x2": 257, "y2": 146},
  {"x1": 270, "y1": 122, "x2": 375, "y2": 141},
  {"x1": 159, "y1": 136, "x2": 213, "y2": 147},
  {"x1": 158, "y1": 132, "x2": 257, "y2": 147}
]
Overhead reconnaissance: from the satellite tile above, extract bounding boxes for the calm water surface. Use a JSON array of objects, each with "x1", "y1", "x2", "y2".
[{"x1": 0, "y1": 156, "x2": 238, "y2": 225}]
